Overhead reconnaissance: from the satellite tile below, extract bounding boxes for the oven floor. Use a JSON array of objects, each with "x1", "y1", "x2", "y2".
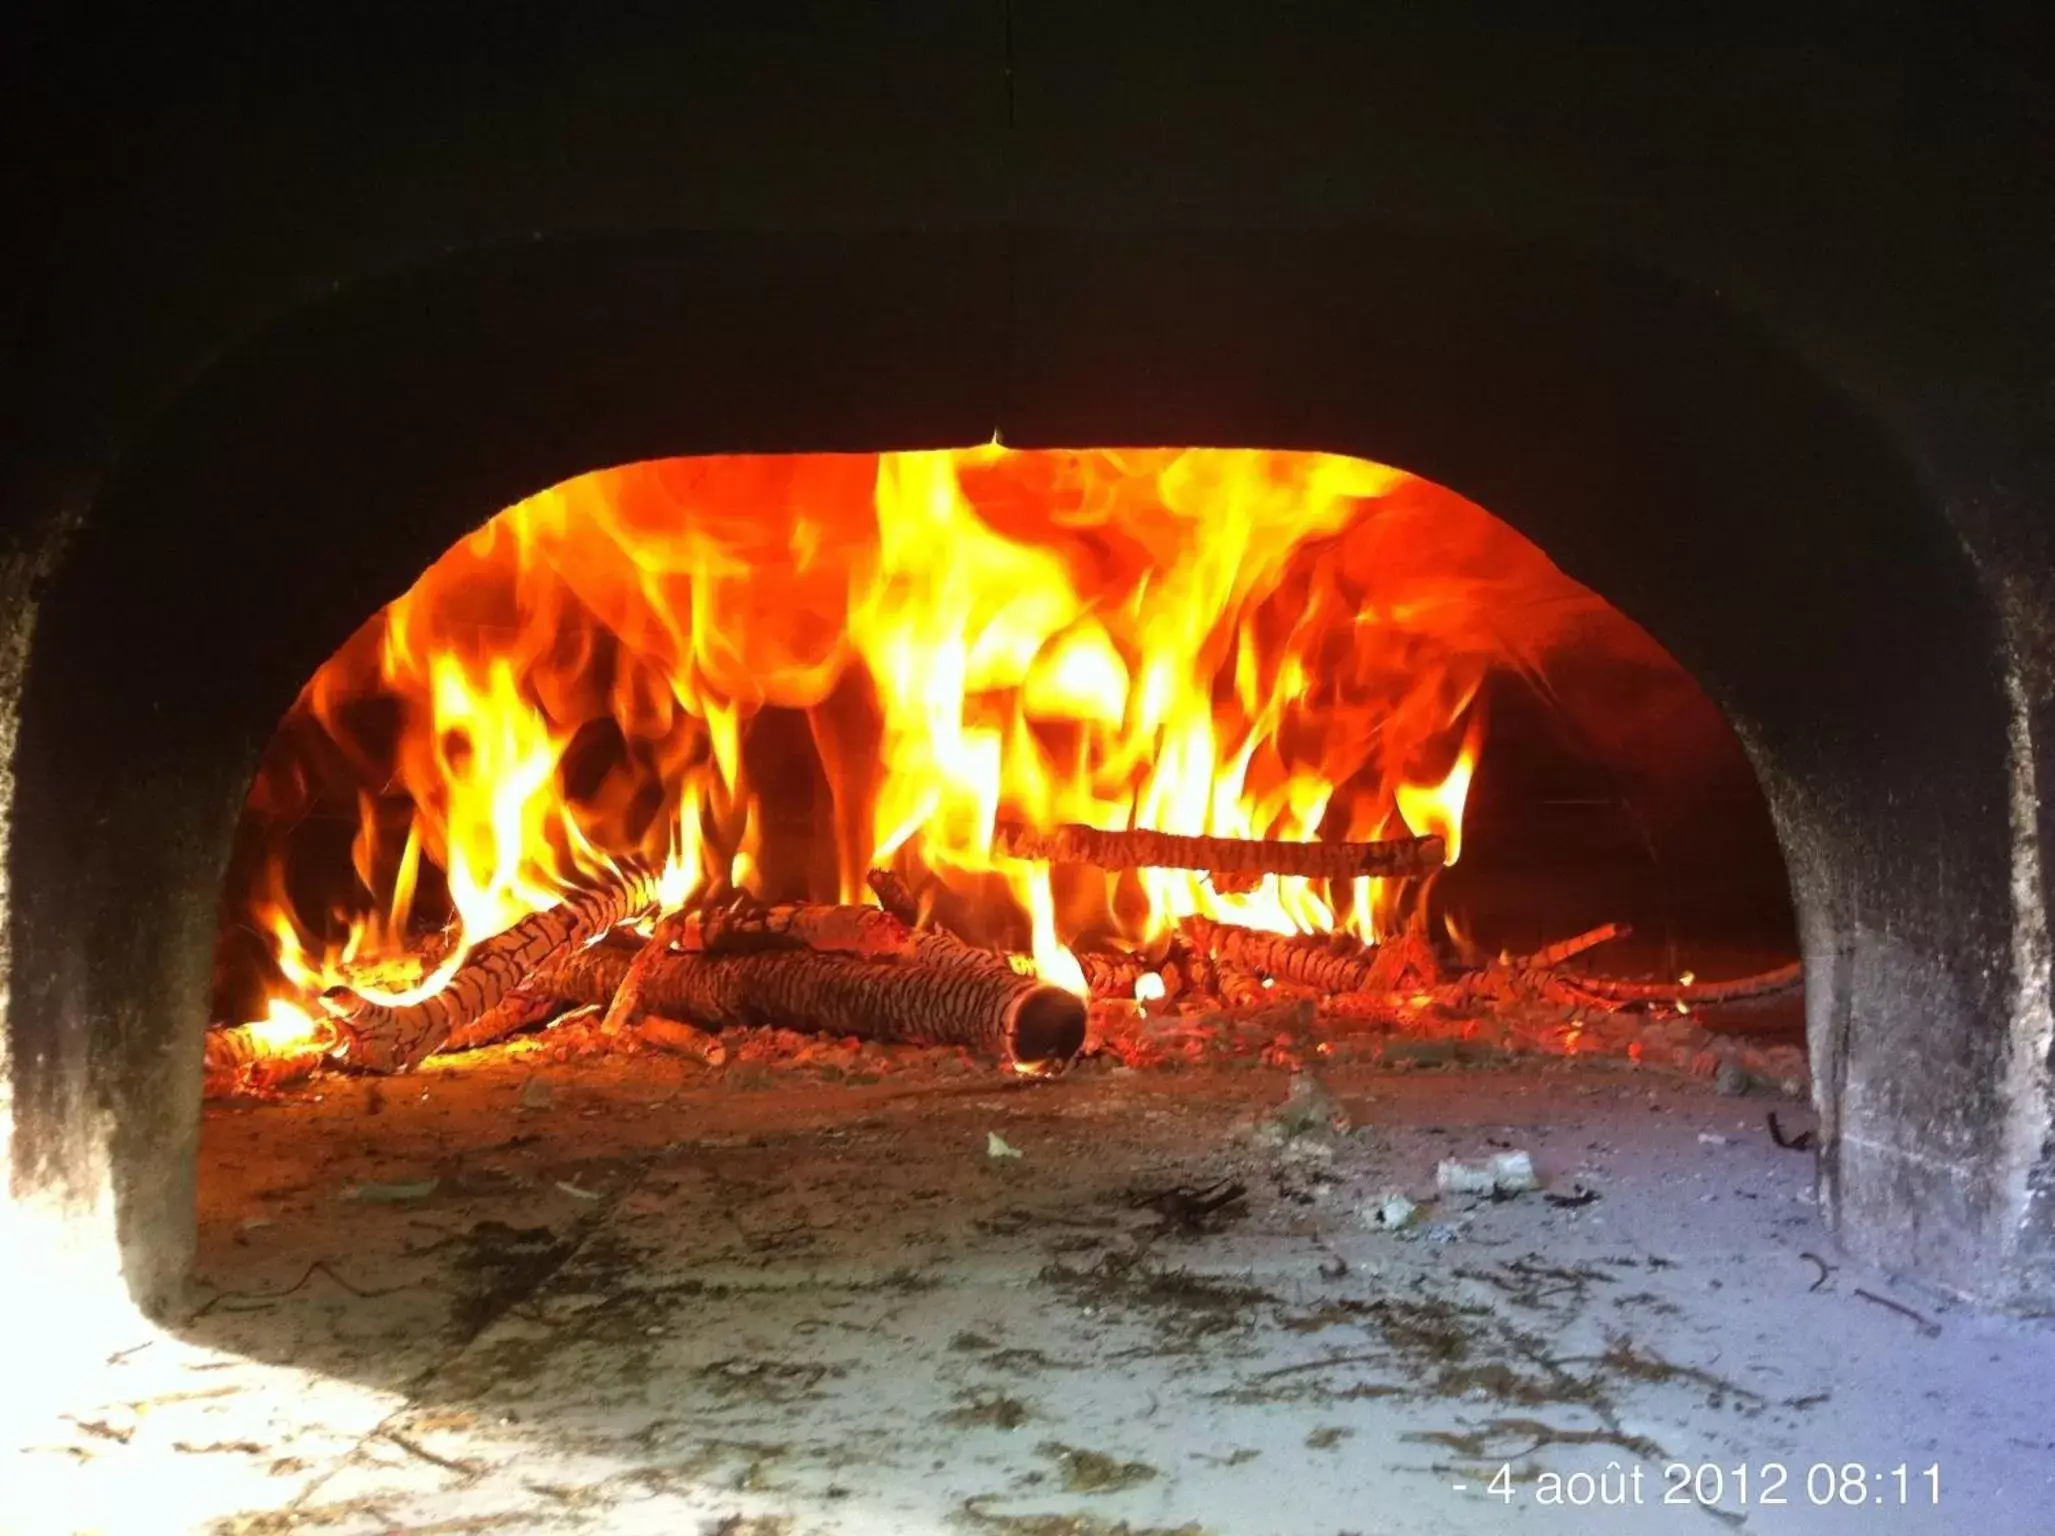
[{"x1": 17, "y1": 1057, "x2": 2055, "y2": 1534}]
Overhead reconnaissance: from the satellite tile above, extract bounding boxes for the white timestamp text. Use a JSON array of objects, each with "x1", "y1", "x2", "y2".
[{"x1": 1458, "y1": 1461, "x2": 1941, "y2": 1508}]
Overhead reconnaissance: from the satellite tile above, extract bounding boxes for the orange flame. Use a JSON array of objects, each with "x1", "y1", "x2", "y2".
[
  {"x1": 1396, "y1": 705, "x2": 1485, "y2": 865},
  {"x1": 222, "y1": 447, "x2": 1627, "y2": 1041}
]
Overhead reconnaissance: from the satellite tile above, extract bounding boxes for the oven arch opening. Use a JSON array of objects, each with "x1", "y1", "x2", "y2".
[{"x1": 2, "y1": 228, "x2": 2039, "y2": 1336}]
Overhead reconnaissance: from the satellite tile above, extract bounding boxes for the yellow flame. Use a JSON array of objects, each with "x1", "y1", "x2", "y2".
[
  {"x1": 1395, "y1": 708, "x2": 1484, "y2": 864},
  {"x1": 1022, "y1": 865, "x2": 1087, "y2": 997},
  {"x1": 221, "y1": 447, "x2": 1585, "y2": 1030},
  {"x1": 244, "y1": 998, "x2": 330, "y2": 1053}
]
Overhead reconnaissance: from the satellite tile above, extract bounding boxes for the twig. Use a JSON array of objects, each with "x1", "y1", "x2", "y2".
[
  {"x1": 1799, "y1": 1251, "x2": 1836, "y2": 1292},
  {"x1": 1132, "y1": 1178, "x2": 1248, "y2": 1233},
  {"x1": 1853, "y1": 1287, "x2": 1941, "y2": 1337},
  {"x1": 188, "y1": 1260, "x2": 415, "y2": 1319},
  {"x1": 1522, "y1": 922, "x2": 1631, "y2": 969},
  {"x1": 599, "y1": 910, "x2": 688, "y2": 1035},
  {"x1": 1767, "y1": 1111, "x2": 1817, "y2": 1151},
  {"x1": 380, "y1": 1428, "x2": 485, "y2": 1477},
  {"x1": 1249, "y1": 1350, "x2": 1389, "y2": 1381},
  {"x1": 1568, "y1": 961, "x2": 1804, "y2": 1006}
]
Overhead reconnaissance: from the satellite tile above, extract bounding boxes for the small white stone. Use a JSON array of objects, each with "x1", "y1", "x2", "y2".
[
  {"x1": 1437, "y1": 1158, "x2": 1498, "y2": 1195},
  {"x1": 1365, "y1": 1193, "x2": 1419, "y2": 1231},
  {"x1": 1486, "y1": 1151, "x2": 1537, "y2": 1192},
  {"x1": 1438, "y1": 1152, "x2": 1537, "y2": 1197}
]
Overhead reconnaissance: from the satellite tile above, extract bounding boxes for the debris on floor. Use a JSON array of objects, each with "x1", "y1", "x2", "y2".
[
  {"x1": 1435, "y1": 1149, "x2": 1538, "y2": 1197},
  {"x1": 36, "y1": 1056, "x2": 2043, "y2": 1535},
  {"x1": 339, "y1": 1178, "x2": 439, "y2": 1203},
  {"x1": 1365, "y1": 1192, "x2": 1419, "y2": 1230}
]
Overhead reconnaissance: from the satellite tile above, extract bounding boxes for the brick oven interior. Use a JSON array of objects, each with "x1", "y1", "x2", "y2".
[{"x1": 5, "y1": 9, "x2": 2052, "y2": 1534}]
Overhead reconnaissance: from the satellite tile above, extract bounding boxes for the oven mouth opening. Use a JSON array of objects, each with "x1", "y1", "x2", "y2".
[{"x1": 202, "y1": 445, "x2": 1802, "y2": 1102}]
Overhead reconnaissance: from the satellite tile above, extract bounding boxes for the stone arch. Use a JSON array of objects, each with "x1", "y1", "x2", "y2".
[{"x1": 3, "y1": 227, "x2": 2036, "y2": 1309}]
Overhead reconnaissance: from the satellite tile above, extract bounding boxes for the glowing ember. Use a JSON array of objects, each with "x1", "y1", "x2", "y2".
[
  {"x1": 245, "y1": 999, "x2": 330, "y2": 1052},
  {"x1": 219, "y1": 447, "x2": 1645, "y2": 1045}
]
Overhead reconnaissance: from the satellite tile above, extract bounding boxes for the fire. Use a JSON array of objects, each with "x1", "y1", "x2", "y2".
[
  {"x1": 245, "y1": 998, "x2": 329, "y2": 1053},
  {"x1": 220, "y1": 447, "x2": 1621, "y2": 1040},
  {"x1": 1396, "y1": 706, "x2": 1485, "y2": 865}
]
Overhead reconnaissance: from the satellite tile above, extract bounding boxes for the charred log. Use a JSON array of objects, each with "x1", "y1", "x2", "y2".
[
  {"x1": 1077, "y1": 948, "x2": 1154, "y2": 999},
  {"x1": 908, "y1": 927, "x2": 1024, "y2": 977},
  {"x1": 993, "y1": 820, "x2": 1445, "y2": 880},
  {"x1": 1178, "y1": 914, "x2": 1377, "y2": 992},
  {"x1": 201, "y1": 1021, "x2": 338, "y2": 1098},
  {"x1": 531, "y1": 944, "x2": 1082, "y2": 1067},
  {"x1": 1359, "y1": 925, "x2": 1444, "y2": 992},
  {"x1": 864, "y1": 865, "x2": 983, "y2": 943},
  {"x1": 1210, "y1": 959, "x2": 1275, "y2": 1008},
  {"x1": 438, "y1": 987, "x2": 566, "y2": 1054},
  {"x1": 1523, "y1": 922, "x2": 1631, "y2": 969},
  {"x1": 320, "y1": 863, "x2": 661, "y2": 1072},
  {"x1": 1567, "y1": 962, "x2": 1804, "y2": 1007},
  {"x1": 681, "y1": 900, "x2": 913, "y2": 960},
  {"x1": 864, "y1": 866, "x2": 923, "y2": 928},
  {"x1": 600, "y1": 911, "x2": 688, "y2": 1035}
]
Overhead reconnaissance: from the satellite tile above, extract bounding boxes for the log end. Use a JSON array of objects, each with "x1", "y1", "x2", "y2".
[
  {"x1": 1006, "y1": 985, "x2": 1088, "y2": 1072},
  {"x1": 316, "y1": 983, "x2": 365, "y2": 1016}
]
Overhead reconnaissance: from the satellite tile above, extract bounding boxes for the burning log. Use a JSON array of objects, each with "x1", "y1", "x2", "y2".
[
  {"x1": 864, "y1": 865, "x2": 985, "y2": 945},
  {"x1": 201, "y1": 1019, "x2": 339, "y2": 1098},
  {"x1": 1566, "y1": 962, "x2": 1804, "y2": 1007},
  {"x1": 1178, "y1": 914, "x2": 1377, "y2": 993},
  {"x1": 438, "y1": 987, "x2": 566, "y2": 1054},
  {"x1": 864, "y1": 866, "x2": 923, "y2": 928},
  {"x1": 599, "y1": 901, "x2": 914, "y2": 1037},
  {"x1": 320, "y1": 863, "x2": 661, "y2": 1073},
  {"x1": 600, "y1": 911, "x2": 688, "y2": 1036},
  {"x1": 683, "y1": 951, "x2": 1086, "y2": 1067},
  {"x1": 1210, "y1": 959, "x2": 1275, "y2": 1008},
  {"x1": 993, "y1": 820, "x2": 1445, "y2": 881},
  {"x1": 1077, "y1": 948, "x2": 1154, "y2": 999},
  {"x1": 681, "y1": 900, "x2": 914, "y2": 960},
  {"x1": 1360, "y1": 924, "x2": 1444, "y2": 992},
  {"x1": 528, "y1": 943, "x2": 1083, "y2": 1068},
  {"x1": 510, "y1": 937, "x2": 644, "y2": 1018}
]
